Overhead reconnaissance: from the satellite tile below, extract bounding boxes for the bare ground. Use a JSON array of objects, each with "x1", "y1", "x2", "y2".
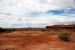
[{"x1": 0, "y1": 31, "x2": 75, "y2": 50}]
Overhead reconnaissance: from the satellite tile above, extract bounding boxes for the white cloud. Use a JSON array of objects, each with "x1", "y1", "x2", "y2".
[
  {"x1": 0, "y1": 14, "x2": 75, "y2": 28},
  {"x1": 0, "y1": 0, "x2": 75, "y2": 15},
  {"x1": 0, "y1": 0, "x2": 75, "y2": 28}
]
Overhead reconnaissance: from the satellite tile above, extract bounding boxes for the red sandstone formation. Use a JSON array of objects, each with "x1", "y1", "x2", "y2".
[{"x1": 46, "y1": 25, "x2": 75, "y2": 29}]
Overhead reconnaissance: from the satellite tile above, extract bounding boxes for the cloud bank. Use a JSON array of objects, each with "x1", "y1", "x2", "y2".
[{"x1": 0, "y1": 0, "x2": 75, "y2": 28}]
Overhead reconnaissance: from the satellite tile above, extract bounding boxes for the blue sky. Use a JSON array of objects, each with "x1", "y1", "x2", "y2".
[{"x1": 0, "y1": 0, "x2": 75, "y2": 28}]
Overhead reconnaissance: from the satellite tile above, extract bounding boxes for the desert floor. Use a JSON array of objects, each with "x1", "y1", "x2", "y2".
[{"x1": 0, "y1": 30, "x2": 75, "y2": 50}]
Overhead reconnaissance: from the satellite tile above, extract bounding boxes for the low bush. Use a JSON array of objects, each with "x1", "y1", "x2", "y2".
[{"x1": 58, "y1": 32, "x2": 70, "y2": 42}]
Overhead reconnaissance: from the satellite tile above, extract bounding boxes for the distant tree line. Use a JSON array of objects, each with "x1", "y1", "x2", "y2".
[{"x1": 0, "y1": 28, "x2": 16, "y2": 33}]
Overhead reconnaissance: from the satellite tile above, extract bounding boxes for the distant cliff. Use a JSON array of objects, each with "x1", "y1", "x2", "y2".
[{"x1": 46, "y1": 25, "x2": 75, "y2": 29}]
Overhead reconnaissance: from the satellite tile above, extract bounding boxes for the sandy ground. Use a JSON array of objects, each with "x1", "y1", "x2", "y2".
[{"x1": 0, "y1": 31, "x2": 75, "y2": 50}]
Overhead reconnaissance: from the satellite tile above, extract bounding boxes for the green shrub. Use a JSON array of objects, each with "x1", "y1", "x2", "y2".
[
  {"x1": 58, "y1": 32, "x2": 70, "y2": 42},
  {"x1": 41, "y1": 29, "x2": 45, "y2": 31}
]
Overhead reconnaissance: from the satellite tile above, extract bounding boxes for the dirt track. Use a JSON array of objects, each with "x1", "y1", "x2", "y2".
[{"x1": 0, "y1": 31, "x2": 75, "y2": 50}]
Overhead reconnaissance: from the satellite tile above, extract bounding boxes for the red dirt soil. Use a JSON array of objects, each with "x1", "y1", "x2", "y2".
[{"x1": 0, "y1": 31, "x2": 75, "y2": 50}]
